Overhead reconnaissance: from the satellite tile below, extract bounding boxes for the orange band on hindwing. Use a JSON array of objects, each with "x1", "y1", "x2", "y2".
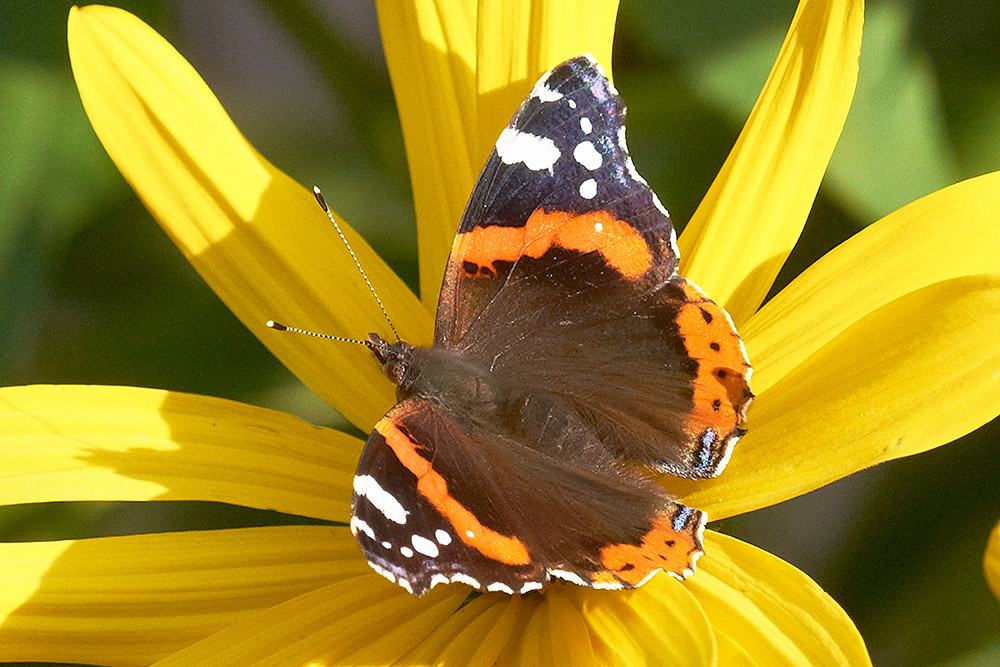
[
  {"x1": 673, "y1": 279, "x2": 753, "y2": 470},
  {"x1": 599, "y1": 507, "x2": 704, "y2": 585},
  {"x1": 375, "y1": 418, "x2": 532, "y2": 566}
]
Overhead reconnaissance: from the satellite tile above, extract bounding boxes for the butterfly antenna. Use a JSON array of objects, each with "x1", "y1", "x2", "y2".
[
  {"x1": 266, "y1": 320, "x2": 373, "y2": 349},
  {"x1": 313, "y1": 185, "x2": 400, "y2": 342}
]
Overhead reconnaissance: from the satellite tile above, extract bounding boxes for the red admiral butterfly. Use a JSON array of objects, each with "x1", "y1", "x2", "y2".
[{"x1": 350, "y1": 54, "x2": 752, "y2": 596}]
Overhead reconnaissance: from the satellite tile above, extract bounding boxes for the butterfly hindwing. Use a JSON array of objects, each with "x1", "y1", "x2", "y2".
[{"x1": 351, "y1": 397, "x2": 706, "y2": 596}]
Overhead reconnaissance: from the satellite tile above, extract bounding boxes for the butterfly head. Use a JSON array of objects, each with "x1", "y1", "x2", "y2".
[{"x1": 367, "y1": 333, "x2": 415, "y2": 390}]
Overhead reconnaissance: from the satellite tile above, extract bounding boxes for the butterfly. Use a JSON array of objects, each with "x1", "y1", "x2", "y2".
[{"x1": 349, "y1": 54, "x2": 752, "y2": 596}]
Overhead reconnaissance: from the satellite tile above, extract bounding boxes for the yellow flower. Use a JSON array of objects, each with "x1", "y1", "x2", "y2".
[{"x1": 2, "y1": 1, "x2": 999, "y2": 665}]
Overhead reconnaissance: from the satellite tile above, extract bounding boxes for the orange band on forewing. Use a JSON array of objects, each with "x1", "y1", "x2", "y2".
[
  {"x1": 457, "y1": 208, "x2": 653, "y2": 278},
  {"x1": 376, "y1": 419, "x2": 532, "y2": 566}
]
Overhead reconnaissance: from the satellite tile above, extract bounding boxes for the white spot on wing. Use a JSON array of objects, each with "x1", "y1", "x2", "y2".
[
  {"x1": 411, "y1": 534, "x2": 440, "y2": 558},
  {"x1": 652, "y1": 192, "x2": 670, "y2": 218},
  {"x1": 487, "y1": 582, "x2": 515, "y2": 594},
  {"x1": 594, "y1": 221, "x2": 604, "y2": 232},
  {"x1": 568, "y1": 99, "x2": 577, "y2": 109},
  {"x1": 573, "y1": 141, "x2": 603, "y2": 171},
  {"x1": 636, "y1": 569, "x2": 661, "y2": 586},
  {"x1": 579, "y1": 178, "x2": 598, "y2": 199},
  {"x1": 625, "y1": 157, "x2": 648, "y2": 185},
  {"x1": 349, "y1": 517, "x2": 375, "y2": 541},
  {"x1": 466, "y1": 530, "x2": 476, "y2": 539},
  {"x1": 550, "y1": 569, "x2": 588, "y2": 587},
  {"x1": 531, "y1": 80, "x2": 563, "y2": 103},
  {"x1": 618, "y1": 126, "x2": 650, "y2": 186},
  {"x1": 592, "y1": 580, "x2": 624, "y2": 590},
  {"x1": 400, "y1": 546, "x2": 414, "y2": 558},
  {"x1": 435, "y1": 529, "x2": 453, "y2": 545},
  {"x1": 580, "y1": 117, "x2": 592, "y2": 134},
  {"x1": 592, "y1": 59, "x2": 619, "y2": 95},
  {"x1": 496, "y1": 127, "x2": 561, "y2": 171},
  {"x1": 449, "y1": 573, "x2": 482, "y2": 588},
  {"x1": 381, "y1": 541, "x2": 391, "y2": 549},
  {"x1": 367, "y1": 561, "x2": 396, "y2": 584},
  {"x1": 519, "y1": 581, "x2": 544, "y2": 594},
  {"x1": 353, "y1": 475, "x2": 407, "y2": 524}
]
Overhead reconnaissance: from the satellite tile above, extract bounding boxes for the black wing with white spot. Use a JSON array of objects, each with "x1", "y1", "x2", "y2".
[{"x1": 436, "y1": 53, "x2": 679, "y2": 348}]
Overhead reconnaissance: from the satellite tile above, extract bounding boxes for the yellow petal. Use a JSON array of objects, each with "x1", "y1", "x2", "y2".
[
  {"x1": 149, "y1": 575, "x2": 466, "y2": 666},
  {"x1": 745, "y1": 171, "x2": 1000, "y2": 395},
  {"x1": 688, "y1": 532, "x2": 871, "y2": 666},
  {"x1": 508, "y1": 592, "x2": 599, "y2": 667},
  {"x1": 404, "y1": 580, "x2": 716, "y2": 666},
  {"x1": 474, "y1": 0, "x2": 619, "y2": 166},
  {"x1": 678, "y1": 0, "x2": 863, "y2": 325},
  {"x1": 396, "y1": 594, "x2": 526, "y2": 666},
  {"x1": 986, "y1": 520, "x2": 1000, "y2": 603},
  {"x1": 375, "y1": 0, "x2": 478, "y2": 308},
  {"x1": 0, "y1": 526, "x2": 365, "y2": 666},
  {"x1": 68, "y1": 6, "x2": 431, "y2": 431},
  {"x1": 571, "y1": 579, "x2": 717, "y2": 666},
  {"x1": 676, "y1": 275, "x2": 1000, "y2": 519},
  {"x1": 0, "y1": 385, "x2": 356, "y2": 522},
  {"x1": 714, "y1": 630, "x2": 761, "y2": 666}
]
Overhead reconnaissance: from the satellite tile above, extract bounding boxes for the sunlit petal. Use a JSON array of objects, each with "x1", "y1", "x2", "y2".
[
  {"x1": 395, "y1": 594, "x2": 524, "y2": 666},
  {"x1": 0, "y1": 385, "x2": 355, "y2": 522},
  {"x1": 679, "y1": 0, "x2": 863, "y2": 325},
  {"x1": 688, "y1": 532, "x2": 871, "y2": 666},
  {"x1": 474, "y1": 0, "x2": 619, "y2": 166},
  {"x1": 573, "y1": 580, "x2": 716, "y2": 666},
  {"x1": 677, "y1": 275, "x2": 1000, "y2": 518},
  {"x1": 745, "y1": 171, "x2": 1000, "y2": 395},
  {"x1": 507, "y1": 593, "x2": 600, "y2": 667},
  {"x1": 0, "y1": 527, "x2": 364, "y2": 666},
  {"x1": 376, "y1": 0, "x2": 478, "y2": 307},
  {"x1": 68, "y1": 5, "x2": 431, "y2": 431},
  {"x1": 149, "y1": 576, "x2": 466, "y2": 667},
  {"x1": 714, "y1": 631, "x2": 760, "y2": 666}
]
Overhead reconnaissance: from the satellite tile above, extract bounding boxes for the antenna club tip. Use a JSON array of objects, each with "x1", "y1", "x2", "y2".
[
  {"x1": 266, "y1": 320, "x2": 287, "y2": 330},
  {"x1": 312, "y1": 186, "x2": 329, "y2": 211}
]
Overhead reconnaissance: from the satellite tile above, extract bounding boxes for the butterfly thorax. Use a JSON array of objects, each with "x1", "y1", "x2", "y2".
[{"x1": 368, "y1": 333, "x2": 507, "y2": 412}]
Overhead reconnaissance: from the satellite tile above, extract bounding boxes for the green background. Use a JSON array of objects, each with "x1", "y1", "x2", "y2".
[{"x1": 2, "y1": 1, "x2": 999, "y2": 665}]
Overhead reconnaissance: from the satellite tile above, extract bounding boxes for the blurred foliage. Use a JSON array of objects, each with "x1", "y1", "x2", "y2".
[{"x1": 1, "y1": 1, "x2": 998, "y2": 666}]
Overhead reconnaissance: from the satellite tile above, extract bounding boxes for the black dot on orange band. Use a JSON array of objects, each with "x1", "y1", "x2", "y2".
[
  {"x1": 710, "y1": 341, "x2": 721, "y2": 351},
  {"x1": 712, "y1": 398, "x2": 722, "y2": 412},
  {"x1": 700, "y1": 308, "x2": 713, "y2": 323}
]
